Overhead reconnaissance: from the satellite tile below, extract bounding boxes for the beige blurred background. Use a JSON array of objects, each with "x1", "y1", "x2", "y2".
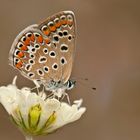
[{"x1": 0, "y1": 0, "x2": 140, "y2": 140}]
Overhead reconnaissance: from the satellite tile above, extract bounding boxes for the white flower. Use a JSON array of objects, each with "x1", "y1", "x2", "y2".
[{"x1": 0, "y1": 77, "x2": 86, "y2": 136}]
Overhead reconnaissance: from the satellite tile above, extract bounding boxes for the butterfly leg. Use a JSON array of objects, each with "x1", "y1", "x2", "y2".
[
  {"x1": 33, "y1": 80, "x2": 41, "y2": 88},
  {"x1": 38, "y1": 86, "x2": 47, "y2": 99},
  {"x1": 46, "y1": 92, "x2": 54, "y2": 99},
  {"x1": 60, "y1": 92, "x2": 71, "y2": 105},
  {"x1": 30, "y1": 80, "x2": 41, "y2": 94}
]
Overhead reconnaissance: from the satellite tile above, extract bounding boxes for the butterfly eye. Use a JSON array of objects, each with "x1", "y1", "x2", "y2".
[
  {"x1": 26, "y1": 32, "x2": 32, "y2": 37},
  {"x1": 52, "y1": 63, "x2": 58, "y2": 70}
]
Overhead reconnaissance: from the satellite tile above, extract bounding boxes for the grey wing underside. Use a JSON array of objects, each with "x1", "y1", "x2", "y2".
[{"x1": 9, "y1": 11, "x2": 76, "y2": 86}]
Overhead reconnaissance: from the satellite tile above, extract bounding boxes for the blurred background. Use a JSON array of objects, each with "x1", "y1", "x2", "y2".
[{"x1": 0, "y1": 0, "x2": 140, "y2": 140}]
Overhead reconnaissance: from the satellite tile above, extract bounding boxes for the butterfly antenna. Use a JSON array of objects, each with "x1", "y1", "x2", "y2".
[{"x1": 71, "y1": 76, "x2": 96, "y2": 92}]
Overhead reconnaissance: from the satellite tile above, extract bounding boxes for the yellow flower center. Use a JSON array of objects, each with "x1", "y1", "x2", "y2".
[{"x1": 29, "y1": 104, "x2": 41, "y2": 129}]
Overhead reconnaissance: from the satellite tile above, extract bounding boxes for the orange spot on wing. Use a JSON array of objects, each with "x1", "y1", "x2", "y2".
[
  {"x1": 67, "y1": 21, "x2": 73, "y2": 26},
  {"x1": 43, "y1": 30, "x2": 50, "y2": 36},
  {"x1": 61, "y1": 20, "x2": 67, "y2": 25},
  {"x1": 24, "y1": 38, "x2": 30, "y2": 46},
  {"x1": 55, "y1": 22, "x2": 61, "y2": 28},
  {"x1": 49, "y1": 26, "x2": 56, "y2": 32},
  {"x1": 45, "y1": 38, "x2": 50, "y2": 44},
  {"x1": 37, "y1": 36, "x2": 43, "y2": 43},
  {"x1": 17, "y1": 52, "x2": 24, "y2": 58},
  {"x1": 20, "y1": 45, "x2": 28, "y2": 51},
  {"x1": 16, "y1": 61, "x2": 23, "y2": 69},
  {"x1": 30, "y1": 34, "x2": 35, "y2": 42}
]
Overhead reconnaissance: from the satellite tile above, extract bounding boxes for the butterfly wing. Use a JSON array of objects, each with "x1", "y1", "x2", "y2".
[{"x1": 9, "y1": 11, "x2": 76, "y2": 85}]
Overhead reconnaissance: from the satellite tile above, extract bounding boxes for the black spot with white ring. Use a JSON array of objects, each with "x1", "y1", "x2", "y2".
[
  {"x1": 67, "y1": 15, "x2": 73, "y2": 27},
  {"x1": 39, "y1": 56, "x2": 47, "y2": 63},
  {"x1": 34, "y1": 32, "x2": 40, "y2": 37},
  {"x1": 43, "y1": 48, "x2": 48, "y2": 54},
  {"x1": 14, "y1": 58, "x2": 19, "y2": 64},
  {"x1": 60, "y1": 57, "x2": 67, "y2": 65},
  {"x1": 21, "y1": 36, "x2": 26, "y2": 42},
  {"x1": 67, "y1": 15, "x2": 73, "y2": 21},
  {"x1": 58, "y1": 31, "x2": 63, "y2": 37},
  {"x1": 41, "y1": 25, "x2": 48, "y2": 31},
  {"x1": 37, "y1": 69, "x2": 44, "y2": 76},
  {"x1": 25, "y1": 64, "x2": 32, "y2": 71},
  {"x1": 31, "y1": 48, "x2": 36, "y2": 53},
  {"x1": 14, "y1": 50, "x2": 20, "y2": 56},
  {"x1": 63, "y1": 30, "x2": 68, "y2": 36},
  {"x1": 30, "y1": 54, "x2": 35, "y2": 59},
  {"x1": 26, "y1": 32, "x2": 32, "y2": 38},
  {"x1": 34, "y1": 44, "x2": 40, "y2": 49},
  {"x1": 60, "y1": 15, "x2": 66, "y2": 20},
  {"x1": 60, "y1": 44, "x2": 69, "y2": 52},
  {"x1": 52, "y1": 63, "x2": 58, "y2": 70},
  {"x1": 48, "y1": 21, "x2": 54, "y2": 27},
  {"x1": 54, "y1": 18, "x2": 59, "y2": 24},
  {"x1": 29, "y1": 59, "x2": 35, "y2": 65},
  {"x1": 49, "y1": 51, "x2": 56, "y2": 58},
  {"x1": 53, "y1": 35, "x2": 59, "y2": 42},
  {"x1": 28, "y1": 72, "x2": 35, "y2": 78},
  {"x1": 68, "y1": 35, "x2": 73, "y2": 41},
  {"x1": 60, "y1": 15, "x2": 67, "y2": 26},
  {"x1": 17, "y1": 42, "x2": 23, "y2": 49},
  {"x1": 43, "y1": 66, "x2": 49, "y2": 73}
]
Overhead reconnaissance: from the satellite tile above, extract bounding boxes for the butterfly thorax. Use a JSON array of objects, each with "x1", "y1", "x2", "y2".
[{"x1": 43, "y1": 79, "x2": 76, "y2": 92}]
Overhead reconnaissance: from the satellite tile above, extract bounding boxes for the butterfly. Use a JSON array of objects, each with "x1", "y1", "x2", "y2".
[{"x1": 9, "y1": 11, "x2": 76, "y2": 97}]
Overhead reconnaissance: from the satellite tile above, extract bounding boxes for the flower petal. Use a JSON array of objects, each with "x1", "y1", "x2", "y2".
[{"x1": 0, "y1": 84, "x2": 18, "y2": 114}]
